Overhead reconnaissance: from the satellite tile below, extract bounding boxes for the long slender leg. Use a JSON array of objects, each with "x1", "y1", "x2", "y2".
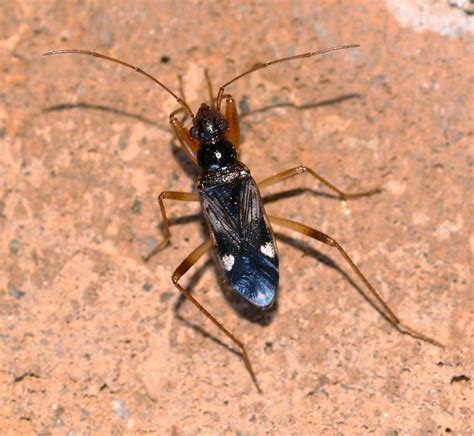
[
  {"x1": 143, "y1": 191, "x2": 200, "y2": 262},
  {"x1": 223, "y1": 93, "x2": 240, "y2": 150},
  {"x1": 259, "y1": 166, "x2": 380, "y2": 200},
  {"x1": 269, "y1": 215, "x2": 444, "y2": 348},
  {"x1": 172, "y1": 240, "x2": 261, "y2": 392}
]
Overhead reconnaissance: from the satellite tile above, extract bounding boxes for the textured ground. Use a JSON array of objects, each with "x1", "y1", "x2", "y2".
[{"x1": 1, "y1": 0, "x2": 473, "y2": 434}]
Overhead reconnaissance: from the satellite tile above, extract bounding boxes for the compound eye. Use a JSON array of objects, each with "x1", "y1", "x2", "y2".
[
  {"x1": 190, "y1": 126, "x2": 199, "y2": 139},
  {"x1": 218, "y1": 119, "x2": 228, "y2": 132}
]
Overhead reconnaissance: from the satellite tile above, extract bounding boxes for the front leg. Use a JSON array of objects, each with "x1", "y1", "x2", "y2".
[
  {"x1": 170, "y1": 116, "x2": 200, "y2": 164},
  {"x1": 259, "y1": 165, "x2": 380, "y2": 200},
  {"x1": 223, "y1": 94, "x2": 240, "y2": 150}
]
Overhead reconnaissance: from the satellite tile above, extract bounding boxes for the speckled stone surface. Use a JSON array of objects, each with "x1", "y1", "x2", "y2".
[{"x1": 1, "y1": 0, "x2": 472, "y2": 433}]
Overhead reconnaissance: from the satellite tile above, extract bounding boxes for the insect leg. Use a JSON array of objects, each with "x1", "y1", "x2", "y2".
[
  {"x1": 223, "y1": 94, "x2": 240, "y2": 150},
  {"x1": 172, "y1": 239, "x2": 262, "y2": 392},
  {"x1": 143, "y1": 191, "x2": 200, "y2": 262},
  {"x1": 169, "y1": 117, "x2": 200, "y2": 163},
  {"x1": 269, "y1": 215, "x2": 445, "y2": 348},
  {"x1": 166, "y1": 73, "x2": 202, "y2": 163},
  {"x1": 259, "y1": 165, "x2": 380, "y2": 200}
]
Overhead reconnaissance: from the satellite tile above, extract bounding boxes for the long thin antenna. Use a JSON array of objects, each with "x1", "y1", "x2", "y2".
[
  {"x1": 43, "y1": 49, "x2": 195, "y2": 121},
  {"x1": 216, "y1": 44, "x2": 360, "y2": 110}
]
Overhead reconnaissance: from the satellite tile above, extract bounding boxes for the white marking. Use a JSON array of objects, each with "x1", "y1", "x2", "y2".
[
  {"x1": 214, "y1": 151, "x2": 222, "y2": 160},
  {"x1": 260, "y1": 242, "x2": 275, "y2": 258},
  {"x1": 222, "y1": 254, "x2": 235, "y2": 271},
  {"x1": 257, "y1": 291, "x2": 269, "y2": 302}
]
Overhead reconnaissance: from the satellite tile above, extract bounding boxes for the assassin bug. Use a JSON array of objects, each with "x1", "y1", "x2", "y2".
[{"x1": 44, "y1": 45, "x2": 443, "y2": 392}]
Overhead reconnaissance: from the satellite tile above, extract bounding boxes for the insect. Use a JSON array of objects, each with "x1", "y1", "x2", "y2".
[{"x1": 44, "y1": 45, "x2": 443, "y2": 392}]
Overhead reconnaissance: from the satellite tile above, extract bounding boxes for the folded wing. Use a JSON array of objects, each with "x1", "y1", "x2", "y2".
[{"x1": 201, "y1": 176, "x2": 279, "y2": 308}]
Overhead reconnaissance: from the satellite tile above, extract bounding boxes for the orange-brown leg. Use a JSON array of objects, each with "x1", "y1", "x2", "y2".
[
  {"x1": 223, "y1": 94, "x2": 240, "y2": 150},
  {"x1": 143, "y1": 191, "x2": 200, "y2": 262},
  {"x1": 172, "y1": 239, "x2": 262, "y2": 392},
  {"x1": 269, "y1": 215, "x2": 444, "y2": 348},
  {"x1": 167, "y1": 73, "x2": 201, "y2": 163},
  {"x1": 169, "y1": 117, "x2": 199, "y2": 163},
  {"x1": 259, "y1": 165, "x2": 380, "y2": 200}
]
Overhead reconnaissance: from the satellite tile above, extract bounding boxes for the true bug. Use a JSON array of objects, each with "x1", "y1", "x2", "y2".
[{"x1": 44, "y1": 45, "x2": 443, "y2": 392}]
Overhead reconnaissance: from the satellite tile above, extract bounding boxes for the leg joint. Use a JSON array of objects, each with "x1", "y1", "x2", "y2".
[
  {"x1": 325, "y1": 235, "x2": 337, "y2": 246},
  {"x1": 296, "y1": 165, "x2": 308, "y2": 174},
  {"x1": 234, "y1": 339, "x2": 244, "y2": 350},
  {"x1": 311, "y1": 229, "x2": 336, "y2": 246}
]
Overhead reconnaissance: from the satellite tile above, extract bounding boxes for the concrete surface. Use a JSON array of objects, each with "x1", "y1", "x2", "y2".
[{"x1": 1, "y1": 0, "x2": 472, "y2": 434}]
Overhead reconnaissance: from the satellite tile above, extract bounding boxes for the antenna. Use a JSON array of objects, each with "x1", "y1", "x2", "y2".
[
  {"x1": 43, "y1": 49, "x2": 195, "y2": 121},
  {"x1": 216, "y1": 44, "x2": 360, "y2": 110}
]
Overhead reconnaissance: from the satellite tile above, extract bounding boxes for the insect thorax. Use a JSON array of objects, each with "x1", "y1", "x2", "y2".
[
  {"x1": 197, "y1": 139, "x2": 238, "y2": 172},
  {"x1": 198, "y1": 161, "x2": 250, "y2": 192}
]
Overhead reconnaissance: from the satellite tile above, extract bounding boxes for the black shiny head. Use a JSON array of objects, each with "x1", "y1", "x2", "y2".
[{"x1": 190, "y1": 103, "x2": 228, "y2": 144}]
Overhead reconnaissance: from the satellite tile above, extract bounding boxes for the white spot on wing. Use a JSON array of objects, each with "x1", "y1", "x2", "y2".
[
  {"x1": 260, "y1": 242, "x2": 275, "y2": 258},
  {"x1": 222, "y1": 254, "x2": 235, "y2": 271}
]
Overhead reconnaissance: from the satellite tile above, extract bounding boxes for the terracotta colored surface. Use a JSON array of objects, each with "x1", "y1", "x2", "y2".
[{"x1": 1, "y1": 1, "x2": 472, "y2": 433}]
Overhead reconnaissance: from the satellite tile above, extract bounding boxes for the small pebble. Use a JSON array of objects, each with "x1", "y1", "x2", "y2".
[{"x1": 112, "y1": 399, "x2": 131, "y2": 420}]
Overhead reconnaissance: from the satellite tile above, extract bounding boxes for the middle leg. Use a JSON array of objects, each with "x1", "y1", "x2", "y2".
[
  {"x1": 143, "y1": 191, "x2": 200, "y2": 262},
  {"x1": 259, "y1": 165, "x2": 380, "y2": 200}
]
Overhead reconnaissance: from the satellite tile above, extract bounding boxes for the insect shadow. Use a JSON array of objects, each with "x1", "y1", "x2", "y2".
[
  {"x1": 273, "y1": 232, "x2": 393, "y2": 325},
  {"x1": 43, "y1": 102, "x2": 166, "y2": 131}
]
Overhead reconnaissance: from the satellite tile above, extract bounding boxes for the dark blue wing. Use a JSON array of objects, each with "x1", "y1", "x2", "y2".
[{"x1": 201, "y1": 176, "x2": 279, "y2": 308}]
